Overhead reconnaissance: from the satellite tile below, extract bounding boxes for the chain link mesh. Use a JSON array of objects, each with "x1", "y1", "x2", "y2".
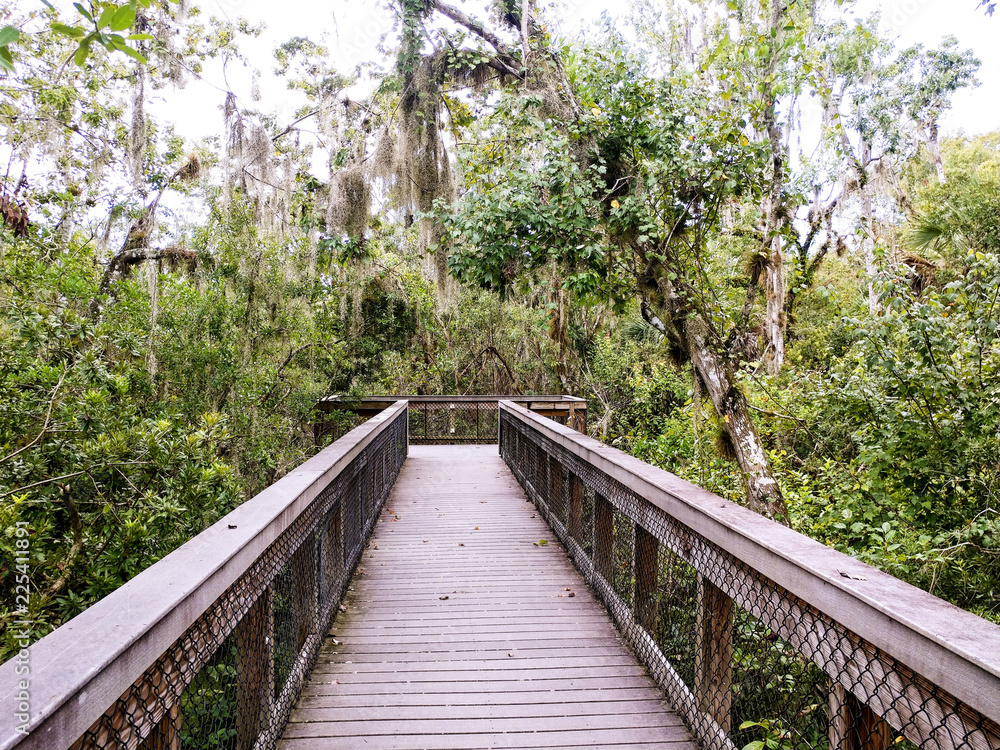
[
  {"x1": 70, "y1": 409, "x2": 407, "y2": 750},
  {"x1": 407, "y1": 401, "x2": 499, "y2": 444},
  {"x1": 500, "y1": 409, "x2": 1000, "y2": 750}
]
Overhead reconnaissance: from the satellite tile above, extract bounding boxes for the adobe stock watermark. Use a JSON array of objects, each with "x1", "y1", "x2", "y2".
[
  {"x1": 880, "y1": 0, "x2": 934, "y2": 37},
  {"x1": 12, "y1": 521, "x2": 32, "y2": 736}
]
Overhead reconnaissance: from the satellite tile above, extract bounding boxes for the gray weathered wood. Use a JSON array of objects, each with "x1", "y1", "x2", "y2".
[
  {"x1": 235, "y1": 587, "x2": 272, "y2": 750},
  {"x1": 0, "y1": 403, "x2": 408, "y2": 750},
  {"x1": 694, "y1": 574, "x2": 733, "y2": 735},
  {"x1": 635, "y1": 524, "x2": 660, "y2": 633},
  {"x1": 498, "y1": 401, "x2": 1000, "y2": 729},
  {"x1": 279, "y1": 445, "x2": 694, "y2": 750}
]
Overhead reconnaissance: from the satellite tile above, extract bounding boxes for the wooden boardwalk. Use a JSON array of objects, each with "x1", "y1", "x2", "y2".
[{"x1": 280, "y1": 445, "x2": 694, "y2": 750}]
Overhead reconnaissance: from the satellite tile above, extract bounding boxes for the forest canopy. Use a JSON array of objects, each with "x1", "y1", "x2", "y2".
[{"x1": 0, "y1": 0, "x2": 997, "y2": 658}]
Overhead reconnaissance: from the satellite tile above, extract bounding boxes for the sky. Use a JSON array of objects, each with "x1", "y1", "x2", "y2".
[{"x1": 153, "y1": 0, "x2": 999, "y2": 147}]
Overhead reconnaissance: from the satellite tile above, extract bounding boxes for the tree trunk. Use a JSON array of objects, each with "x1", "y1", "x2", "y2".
[
  {"x1": 147, "y1": 259, "x2": 159, "y2": 380},
  {"x1": 860, "y1": 185, "x2": 879, "y2": 315},
  {"x1": 762, "y1": 1, "x2": 789, "y2": 375},
  {"x1": 685, "y1": 315, "x2": 789, "y2": 524},
  {"x1": 854, "y1": 136, "x2": 880, "y2": 316},
  {"x1": 765, "y1": 225, "x2": 785, "y2": 375},
  {"x1": 642, "y1": 284, "x2": 789, "y2": 524},
  {"x1": 927, "y1": 120, "x2": 946, "y2": 185}
]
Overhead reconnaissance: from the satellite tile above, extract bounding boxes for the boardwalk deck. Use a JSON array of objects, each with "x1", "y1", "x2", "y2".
[{"x1": 280, "y1": 445, "x2": 695, "y2": 750}]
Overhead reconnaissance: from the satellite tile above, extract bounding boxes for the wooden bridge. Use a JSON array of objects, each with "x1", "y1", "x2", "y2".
[{"x1": 1, "y1": 398, "x2": 998, "y2": 750}]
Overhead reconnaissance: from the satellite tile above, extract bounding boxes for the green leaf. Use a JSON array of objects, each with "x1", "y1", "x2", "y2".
[
  {"x1": 110, "y1": 5, "x2": 136, "y2": 32},
  {"x1": 127, "y1": 33, "x2": 154, "y2": 40},
  {"x1": 0, "y1": 26, "x2": 20, "y2": 47},
  {"x1": 73, "y1": 40, "x2": 91, "y2": 66},
  {"x1": 52, "y1": 23, "x2": 88, "y2": 38},
  {"x1": 115, "y1": 42, "x2": 147, "y2": 63},
  {"x1": 0, "y1": 47, "x2": 13, "y2": 72},
  {"x1": 73, "y1": 2, "x2": 94, "y2": 22},
  {"x1": 97, "y1": 6, "x2": 117, "y2": 28}
]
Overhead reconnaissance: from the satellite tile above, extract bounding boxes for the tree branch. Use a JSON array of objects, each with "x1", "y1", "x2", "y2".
[
  {"x1": 0, "y1": 368, "x2": 68, "y2": 464},
  {"x1": 431, "y1": 0, "x2": 524, "y2": 79}
]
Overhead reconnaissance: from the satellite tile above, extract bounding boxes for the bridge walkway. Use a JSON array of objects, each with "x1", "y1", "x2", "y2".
[{"x1": 278, "y1": 445, "x2": 695, "y2": 750}]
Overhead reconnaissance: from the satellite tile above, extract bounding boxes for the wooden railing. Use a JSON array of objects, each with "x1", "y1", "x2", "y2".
[
  {"x1": 499, "y1": 400, "x2": 1000, "y2": 750},
  {"x1": 0, "y1": 402, "x2": 408, "y2": 750},
  {"x1": 6, "y1": 397, "x2": 997, "y2": 750},
  {"x1": 316, "y1": 394, "x2": 587, "y2": 444}
]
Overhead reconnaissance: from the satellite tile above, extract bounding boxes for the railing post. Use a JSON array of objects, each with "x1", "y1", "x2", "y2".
[
  {"x1": 594, "y1": 493, "x2": 614, "y2": 581},
  {"x1": 634, "y1": 525, "x2": 658, "y2": 632},
  {"x1": 290, "y1": 537, "x2": 318, "y2": 652},
  {"x1": 695, "y1": 573, "x2": 733, "y2": 734},
  {"x1": 569, "y1": 473, "x2": 583, "y2": 543},
  {"x1": 534, "y1": 443, "x2": 547, "y2": 500},
  {"x1": 548, "y1": 455, "x2": 563, "y2": 524},
  {"x1": 830, "y1": 684, "x2": 893, "y2": 750},
  {"x1": 235, "y1": 585, "x2": 273, "y2": 750}
]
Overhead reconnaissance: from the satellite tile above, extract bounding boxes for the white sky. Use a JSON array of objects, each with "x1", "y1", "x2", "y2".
[{"x1": 153, "y1": 0, "x2": 999, "y2": 150}]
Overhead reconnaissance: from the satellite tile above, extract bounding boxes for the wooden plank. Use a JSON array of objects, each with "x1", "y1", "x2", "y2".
[
  {"x1": 279, "y1": 727, "x2": 687, "y2": 750},
  {"x1": 320, "y1": 646, "x2": 630, "y2": 661},
  {"x1": 290, "y1": 700, "x2": 676, "y2": 722},
  {"x1": 296, "y1": 686, "x2": 664, "y2": 707},
  {"x1": 299, "y1": 675, "x2": 659, "y2": 696},
  {"x1": 280, "y1": 445, "x2": 694, "y2": 750},
  {"x1": 283, "y1": 712, "x2": 685, "y2": 737}
]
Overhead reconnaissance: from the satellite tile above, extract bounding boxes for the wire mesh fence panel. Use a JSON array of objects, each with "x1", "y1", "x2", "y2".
[
  {"x1": 406, "y1": 401, "x2": 499, "y2": 444},
  {"x1": 499, "y1": 405, "x2": 1000, "y2": 750},
  {"x1": 318, "y1": 396, "x2": 585, "y2": 445},
  {"x1": 67, "y1": 407, "x2": 407, "y2": 750}
]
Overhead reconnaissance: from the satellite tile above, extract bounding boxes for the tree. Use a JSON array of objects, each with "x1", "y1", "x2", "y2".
[
  {"x1": 902, "y1": 36, "x2": 980, "y2": 185},
  {"x1": 815, "y1": 22, "x2": 980, "y2": 313},
  {"x1": 430, "y1": 14, "x2": 789, "y2": 520}
]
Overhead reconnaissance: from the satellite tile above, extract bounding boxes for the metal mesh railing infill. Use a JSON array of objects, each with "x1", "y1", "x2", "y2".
[
  {"x1": 499, "y1": 402, "x2": 1000, "y2": 750},
  {"x1": 2, "y1": 402, "x2": 407, "y2": 750},
  {"x1": 316, "y1": 395, "x2": 587, "y2": 445}
]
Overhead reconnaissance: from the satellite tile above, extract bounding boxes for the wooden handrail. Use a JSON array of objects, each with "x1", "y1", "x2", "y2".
[
  {"x1": 0, "y1": 401, "x2": 408, "y2": 750},
  {"x1": 320, "y1": 394, "x2": 587, "y2": 403},
  {"x1": 498, "y1": 400, "x2": 1000, "y2": 731}
]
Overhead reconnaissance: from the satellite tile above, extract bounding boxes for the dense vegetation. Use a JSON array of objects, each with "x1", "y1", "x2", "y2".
[{"x1": 1, "y1": 0, "x2": 997, "y2": 660}]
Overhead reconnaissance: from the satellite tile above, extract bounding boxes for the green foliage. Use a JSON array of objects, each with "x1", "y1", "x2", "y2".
[
  {"x1": 587, "y1": 332, "x2": 688, "y2": 441},
  {"x1": 1, "y1": 0, "x2": 997, "y2": 673},
  {"x1": 0, "y1": 194, "x2": 351, "y2": 658},
  {"x1": 905, "y1": 134, "x2": 1000, "y2": 261},
  {"x1": 793, "y1": 253, "x2": 1000, "y2": 619}
]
